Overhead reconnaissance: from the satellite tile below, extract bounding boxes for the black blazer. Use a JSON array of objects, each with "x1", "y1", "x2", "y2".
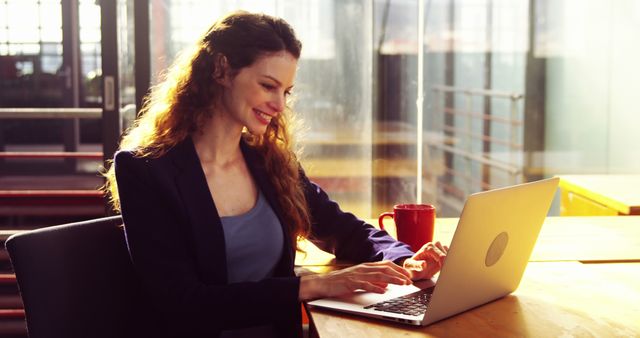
[{"x1": 114, "y1": 137, "x2": 414, "y2": 338}]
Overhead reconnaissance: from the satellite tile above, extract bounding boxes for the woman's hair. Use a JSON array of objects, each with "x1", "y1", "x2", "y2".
[{"x1": 103, "y1": 11, "x2": 311, "y2": 248}]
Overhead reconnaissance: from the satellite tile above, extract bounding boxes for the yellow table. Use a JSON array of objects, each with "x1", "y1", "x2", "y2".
[
  {"x1": 558, "y1": 175, "x2": 640, "y2": 215},
  {"x1": 297, "y1": 216, "x2": 640, "y2": 337}
]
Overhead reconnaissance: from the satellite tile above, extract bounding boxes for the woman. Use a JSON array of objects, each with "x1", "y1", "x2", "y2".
[{"x1": 105, "y1": 11, "x2": 447, "y2": 338}]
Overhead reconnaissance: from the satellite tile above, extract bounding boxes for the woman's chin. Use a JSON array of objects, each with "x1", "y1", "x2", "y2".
[{"x1": 245, "y1": 125, "x2": 269, "y2": 136}]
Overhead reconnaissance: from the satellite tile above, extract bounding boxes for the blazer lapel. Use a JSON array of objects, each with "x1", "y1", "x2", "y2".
[{"x1": 170, "y1": 137, "x2": 227, "y2": 284}]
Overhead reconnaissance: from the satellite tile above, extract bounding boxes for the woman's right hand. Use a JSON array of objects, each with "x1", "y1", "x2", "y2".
[{"x1": 298, "y1": 260, "x2": 413, "y2": 301}]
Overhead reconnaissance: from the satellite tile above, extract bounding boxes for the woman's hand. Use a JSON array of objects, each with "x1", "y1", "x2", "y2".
[
  {"x1": 299, "y1": 260, "x2": 413, "y2": 301},
  {"x1": 402, "y1": 241, "x2": 448, "y2": 281}
]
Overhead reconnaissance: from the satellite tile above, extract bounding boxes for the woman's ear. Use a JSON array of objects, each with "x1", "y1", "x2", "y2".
[{"x1": 213, "y1": 53, "x2": 230, "y2": 85}]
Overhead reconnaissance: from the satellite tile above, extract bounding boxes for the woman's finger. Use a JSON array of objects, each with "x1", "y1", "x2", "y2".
[
  {"x1": 403, "y1": 258, "x2": 426, "y2": 271},
  {"x1": 351, "y1": 280, "x2": 387, "y2": 294},
  {"x1": 358, "y1": 271, "x2": 411, "y2": 285},
  {"x1": 422, "y1": 262, "x2": 440, "y2": 279},
  {"x1": 365, "y1": 261, "x2": 412, "y2": 280},
  {"x1": 417, "y1": 247, "x2": 442, "y2": 263},
  {"x1": 434, "y1": 241, "x2": 448, "y2": 254}
]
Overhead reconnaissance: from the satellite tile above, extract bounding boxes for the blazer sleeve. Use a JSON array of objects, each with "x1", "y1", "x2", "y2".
[
  {"x1": 300, "y1": 169, "x2": 415, "y2": 264},
  {"x1": 114, "y1": 151, "x2": 300, "y2": 336}
]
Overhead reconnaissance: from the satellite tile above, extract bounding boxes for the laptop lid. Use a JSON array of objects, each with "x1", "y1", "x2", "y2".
[
  {"x1": 308, "y1": 177, "x2": 559, "y2": 326},
  {"x1": 421, "y1": 177, "x2": 559, "y2": 325}
]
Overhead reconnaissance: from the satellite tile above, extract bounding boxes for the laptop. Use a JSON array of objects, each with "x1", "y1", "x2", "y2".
[{"x1": 307, "y1": 177, "x2": 559, "y2": 326}]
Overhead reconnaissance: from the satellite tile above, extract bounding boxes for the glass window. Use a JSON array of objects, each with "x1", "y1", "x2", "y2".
[
  {"x1": 420, "y1": 0, "x2": 640, "y2": 216},
  {"x1": 0, "y1": 0, "x2": 63, "y2": 107},
  {"x1": 371, "y1": 0, "x2": 420, "y2": 215},
  {"x1": 149, "y1": 0, "x2": 375, "y2": 217},
  {"x1": 79, "y1": 0, "x2": 102, "y2": 106},
  {"x1": 1, "y1": 0, "x2": 636, "y2": 218}
]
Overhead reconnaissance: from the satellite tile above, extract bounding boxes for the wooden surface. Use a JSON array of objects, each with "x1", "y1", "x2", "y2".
[
  {"x1": 307, "y1": 262, "x2": 640, "y2": 337},
  {"x1": 296, "y1": 216, "x2": 640, "y2": 266},
  {"x1": 558, "y1": 175, "x2": 640, "y2": 215},
  {"x1": 299, "y1": 215, "x2": 640, "y2": 337}
]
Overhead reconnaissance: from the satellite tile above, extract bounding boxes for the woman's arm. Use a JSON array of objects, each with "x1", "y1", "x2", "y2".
[
  {"x1": 115, "y1": 151, "x2": 300, "y2": 335},
  {"x1": 298, "y1": 260, "x2": 413, "y2": 301},
  {"x1": 297, "y1": 169, "x2": 447, "y2": 297},
  {"x1": 299, "y1": 169, "x2": 414, "y2": 263}
]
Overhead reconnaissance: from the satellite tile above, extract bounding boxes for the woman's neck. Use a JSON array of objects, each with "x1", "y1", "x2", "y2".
[{"x1": 192, "y1": 111, "x2": 244, "y2": 168}]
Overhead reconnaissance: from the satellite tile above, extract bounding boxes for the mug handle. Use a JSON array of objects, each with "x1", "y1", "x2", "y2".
[{"x1": 378, "y1": 212, "x2": 394, "y2": 230}]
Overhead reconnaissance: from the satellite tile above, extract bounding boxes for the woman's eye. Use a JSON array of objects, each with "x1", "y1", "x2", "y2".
[
  {"x1": 261, "y1": 83, "x2": 275, "y2": 90},
  {"x1": 284, "y1": 90, "x2": 292, "y2": 97}
]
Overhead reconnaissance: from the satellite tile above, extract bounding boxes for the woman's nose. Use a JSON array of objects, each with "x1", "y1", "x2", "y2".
[{"x1": 268, "y1": 92, "x2": 286, "y2": 113}]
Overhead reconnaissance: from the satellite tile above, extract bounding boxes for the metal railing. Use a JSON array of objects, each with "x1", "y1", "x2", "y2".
[
  {"x1": 0, "y1": 105, "x2": 136, "y2": 158},
  {"x1": 0, "y1": 108, "x2": 102, "y2": 119},
  {"x1": 0, "y1": 105, "x2": 135, "y2": 121},
  {"x1": 429, "y1": 85, "x2": 525, "y2": 213},
  {"x1": 0, "y1": 105, "x2": 135, "y2": 177}
]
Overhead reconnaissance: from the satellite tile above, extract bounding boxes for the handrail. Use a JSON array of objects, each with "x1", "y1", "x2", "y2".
[
  {"x1": 445, "y1": 167, "x2": 492, "y2": 190},
  {"x1": 0, "y1": 309, "x2": 25, "y2": 318},
  {"x1": 0, "y1": 190, "x2": 104, "y2": 198},
  {"x1": 429, "y1": 84, "x2": 525, "y2": 214},
  {"x1": 442, "y1": 125, "x2": 523, "y2": 149},
  {"x1": 429, "y1": 142, "x2": 521, "y2": 175},
  {"x1": 0, "y1": 104, "x2": 137, "y2": 120},
  {"x1": 0, "y1": 274, "x2": 16, "y2": 284},
  {"x1": 443, "y1": 107, "x2": 523, "y2": 126},
  {"x1": 432, "y1": 84, "x2": 523, "y2": 100},
  {"x1": 0, "y1": 152, "x2": 103, "y2": 159},
  {"x1": 0, "y1": 108, "x2": 101, "y2": 119}
]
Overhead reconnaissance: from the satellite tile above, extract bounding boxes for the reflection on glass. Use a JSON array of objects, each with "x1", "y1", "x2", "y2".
[
  {"x1": 372, "y1": 0, "x2": 420, "y2": 216},
  {"x1": 422, "y1": 0, "x2": 639, "y2": 216},
  {"x1": 0, "y1": 0, "x2": 63, "y2": 107},
  {"x1": 0, "y1": 0, "x2": 637, "y2": 218},
  {"x1": 149, "y1": 0, "x2": 374, "y2": 218},
  {"x1": 79, "y1": 0, "x2": 102, "y2": 106}
]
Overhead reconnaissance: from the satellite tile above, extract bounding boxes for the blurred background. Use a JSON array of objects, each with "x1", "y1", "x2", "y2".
[
  {"x1": 0, "y1": 1, "x2": 639, "y2": 335},
  {"x1": 1, "y1": 0, "x2": 639, "y2": 226}
]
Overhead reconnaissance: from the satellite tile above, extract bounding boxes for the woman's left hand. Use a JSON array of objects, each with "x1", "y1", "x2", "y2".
[{"x1": 402, "y1": 241, "x2": 448, "y2": 280}]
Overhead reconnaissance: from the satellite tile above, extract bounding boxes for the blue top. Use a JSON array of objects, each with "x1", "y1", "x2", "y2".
[
  {"x1": 220, "y1": 191, "x2": 284, "y2": 283},
  {"x1": 219, "y1": 191, "x2": 283, "y2": 338}
]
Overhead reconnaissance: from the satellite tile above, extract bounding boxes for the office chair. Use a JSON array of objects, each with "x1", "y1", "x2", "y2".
[{"x1": 5, "y1": 216, "x2": 157, "y2": 338}]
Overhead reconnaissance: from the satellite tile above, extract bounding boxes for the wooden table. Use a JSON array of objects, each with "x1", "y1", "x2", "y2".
[
  {"x1": 297, "y1": 216, "x2": 640, "y2": 337},
  {"x1": 308, "y1": 262, "x2": 640, "y2": 337},
  {"x1": 558, "y1": 175, "x2": 640, "y2": 215},
  {"x1": 296, "y1": 216, "x2": 640, "y2": 266}
]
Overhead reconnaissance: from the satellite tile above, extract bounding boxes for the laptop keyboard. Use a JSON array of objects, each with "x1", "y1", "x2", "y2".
[{"x1": 363, "y1": 286, "x2": 435, "y2": 316}]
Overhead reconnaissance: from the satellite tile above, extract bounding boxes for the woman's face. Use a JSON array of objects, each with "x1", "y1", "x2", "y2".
[{"x1": 219, "y1": 51, "x2": 298, "y2": 135}]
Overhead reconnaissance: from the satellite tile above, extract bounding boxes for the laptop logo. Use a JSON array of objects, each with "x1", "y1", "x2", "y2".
[{"x1": 485, "y1": 232, "x2": 509, "y2": 267}]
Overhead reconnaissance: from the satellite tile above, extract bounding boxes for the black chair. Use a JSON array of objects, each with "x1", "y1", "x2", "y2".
[{"x1": 5, "y1": 216, "x2": 156, "y2": 338}]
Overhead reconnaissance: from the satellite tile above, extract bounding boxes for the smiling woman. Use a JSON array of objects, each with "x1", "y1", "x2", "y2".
[
  {"x1": 101, "y1": 10, "x2": 445, "y2": 338},
  {"x1": 214, "y1": 51, "x2": 297, "y2": 136}
]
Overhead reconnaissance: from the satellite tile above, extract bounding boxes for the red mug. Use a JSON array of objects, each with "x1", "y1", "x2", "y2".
[{"x1": 378, "y1": 204, "x2": 436, "y2": 252}]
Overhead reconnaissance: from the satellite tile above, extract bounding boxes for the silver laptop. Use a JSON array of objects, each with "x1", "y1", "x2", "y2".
[{"x1": 307, "y1": 177, "x2": 559, "y2": 326}]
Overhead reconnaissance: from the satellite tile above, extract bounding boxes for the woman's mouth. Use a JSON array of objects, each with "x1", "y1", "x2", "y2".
[{"x1": 254, "y1": 109, "x2": 273, "y2": 125}]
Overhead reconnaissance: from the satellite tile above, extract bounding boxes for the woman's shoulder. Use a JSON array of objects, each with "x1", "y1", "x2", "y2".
[
  {"x1": 113, "y1": 147, "x2": 169, "y2": 172},
  {"x1": 114, "y1": 138, "x2": 197, "y2": 176},
  {"x1": 113, "y1": 150, "x2": 153, "y2": 183},
  {"x1": 114, "y1": 148, "x2": 149, "y2": 166}
]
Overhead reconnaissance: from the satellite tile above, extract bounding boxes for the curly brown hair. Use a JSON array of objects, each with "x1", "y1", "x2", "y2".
[{"x1": 102, "y1": 11, "x2": 310, "y2": 249}]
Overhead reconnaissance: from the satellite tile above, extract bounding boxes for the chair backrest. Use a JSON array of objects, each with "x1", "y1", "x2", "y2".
[{"x1": 6, "y1": 216, "x2": 155, "y2": 338}]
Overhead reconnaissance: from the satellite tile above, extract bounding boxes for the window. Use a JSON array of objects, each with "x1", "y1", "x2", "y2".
[
  {"x1": 150, "y1": 0, "x2": 375, "y2": 217},
  {"x1": 0, "y1": 0, "x2": 64, "y2": 107}
]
